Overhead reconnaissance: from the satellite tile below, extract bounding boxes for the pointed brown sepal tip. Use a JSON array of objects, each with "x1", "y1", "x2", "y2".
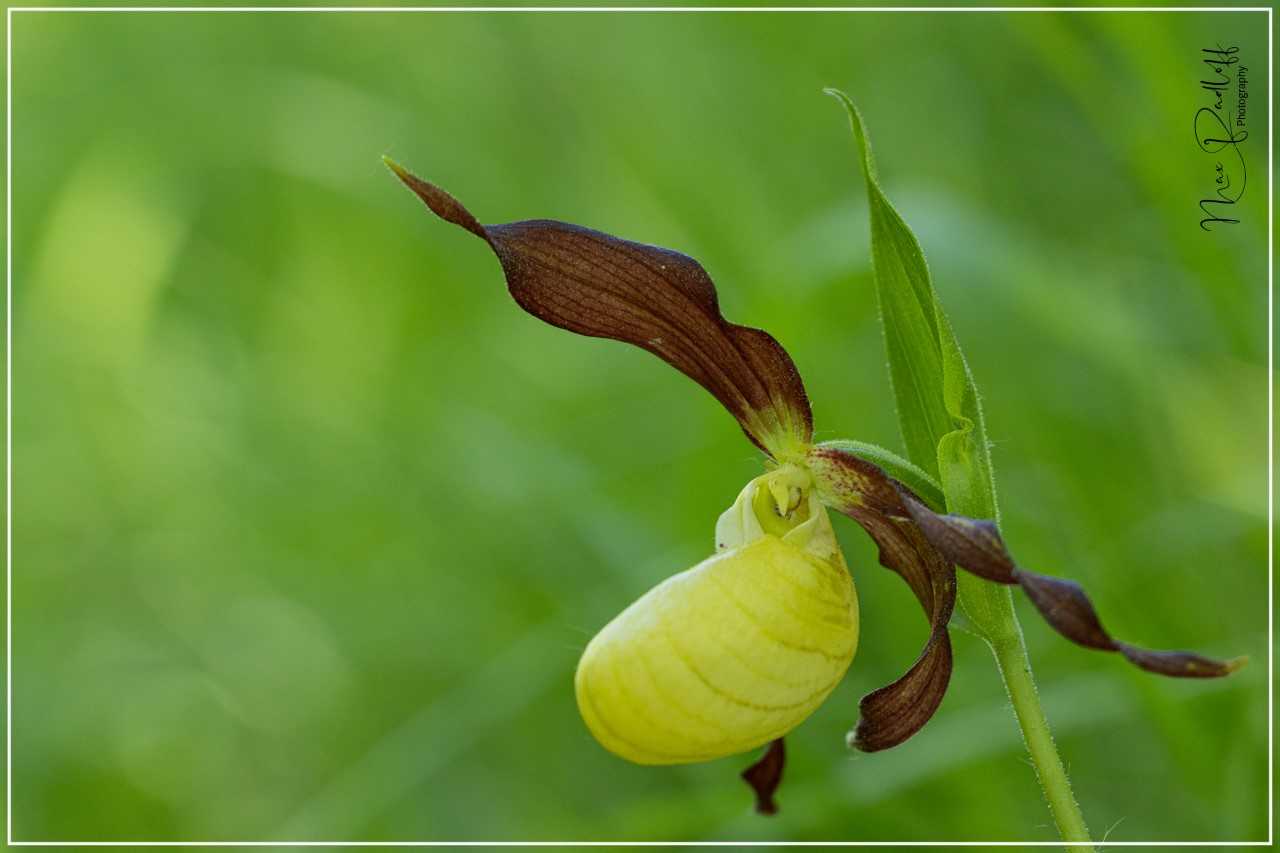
[
  {"x1": 382, "y1": 157, "x2": 487, "y2": 240},
  {"x1": 741, "y1": 738, "x2": 785, "y2": 816}
]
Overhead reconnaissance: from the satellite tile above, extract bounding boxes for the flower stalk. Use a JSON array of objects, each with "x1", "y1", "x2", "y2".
[{"x1": 993, "y1": 631, "x2": 1093, "y2": 851}]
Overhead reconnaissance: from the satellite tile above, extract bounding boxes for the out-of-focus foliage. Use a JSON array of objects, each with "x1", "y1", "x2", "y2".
[{"x1": 9, "y1": 8, "x2": 1268, "y2": 843}]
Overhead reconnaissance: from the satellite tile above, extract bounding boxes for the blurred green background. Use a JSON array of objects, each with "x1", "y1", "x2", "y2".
[{"x1": 9, "y1": 7, "x2": 1269, "y2": 843}]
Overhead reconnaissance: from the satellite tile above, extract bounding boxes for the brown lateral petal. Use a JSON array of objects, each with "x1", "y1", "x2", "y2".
[
  {"x1": 808, "y1": 444, "x2": 957, "y2": 751},
  {"x1": 386, "y1": 161, "x2": 813, "y2": 458},
  {"x1": 811, "y1": 443, "x2": 1244, "y2": 682},
  {"x1": 740, "y1": 738, "x2": 785, "y2": 815},
  {"x1": 846, "y1": 507, "x2": 956, "y2": 752}
]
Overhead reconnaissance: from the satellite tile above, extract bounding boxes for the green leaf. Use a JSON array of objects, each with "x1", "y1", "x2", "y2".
[{"x1": 826, "y1": 89, "x2": 1009, "y2": 639}]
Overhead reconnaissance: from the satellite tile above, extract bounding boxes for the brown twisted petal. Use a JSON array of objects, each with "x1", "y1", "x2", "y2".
[
  {"x1": 806, "y1": 446, "x2": 956, "y2": 752},
  {"x1": 385, "y1": 160, "x2": 813, "y2": 459},
  {"x1": 740, "y1": 738, "x2": 786, "y2": 815},
  {"x1": 893, "y1": 493, "x2": 1247, "y2": 678},
  {"x1": 807, "y1": 444, "x2": 1244, "y2": 744}
]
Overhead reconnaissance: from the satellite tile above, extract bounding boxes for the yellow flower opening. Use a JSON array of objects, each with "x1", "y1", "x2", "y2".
[{"x1": 574, "y1": 467, "x2": 859, "y2": 765}]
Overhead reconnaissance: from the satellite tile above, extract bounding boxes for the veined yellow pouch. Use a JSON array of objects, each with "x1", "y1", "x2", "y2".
[{"x1": 575, "y1": 468, "x2": 859, "y2": 764}]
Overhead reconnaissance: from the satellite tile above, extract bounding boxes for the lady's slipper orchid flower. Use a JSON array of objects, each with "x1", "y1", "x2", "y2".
[{"x1": 384, "y1": 158, "x2": 1243, "y2": 814}]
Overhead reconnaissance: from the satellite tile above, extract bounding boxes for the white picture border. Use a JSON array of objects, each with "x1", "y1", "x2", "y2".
[{"x1": 7, "y1": 4, "x2": 1269, "y2": 845}]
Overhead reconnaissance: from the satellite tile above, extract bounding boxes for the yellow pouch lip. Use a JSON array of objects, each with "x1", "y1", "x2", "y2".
[
  {"x1": 575, "y1": 535, "x2": 858, "y2": 765},
  {"x1": 576, "y1": 469, "x2": 858, "y2": 766}
]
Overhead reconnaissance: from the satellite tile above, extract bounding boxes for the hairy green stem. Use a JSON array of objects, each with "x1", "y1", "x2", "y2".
[
  {"x1": 990, "y1": 617, "x2": 1093, "y2": 852},
  {"x1": 955, "y1": 536, "x2": 1094, "y2": 851},
  {"x1": 932, "y1": 470, "x2": 1094, "y2": 850}
]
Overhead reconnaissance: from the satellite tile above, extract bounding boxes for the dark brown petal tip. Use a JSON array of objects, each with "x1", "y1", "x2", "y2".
[
  {"x1": 1115, "y1": 643, "x2": 1248, "y2": 678},
  {"x1": 385, "y1": 159, "x2": 813, "y2": 458},
  {"x1": 741, "y1": 738, "x2": 785, "y2": 815}
]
